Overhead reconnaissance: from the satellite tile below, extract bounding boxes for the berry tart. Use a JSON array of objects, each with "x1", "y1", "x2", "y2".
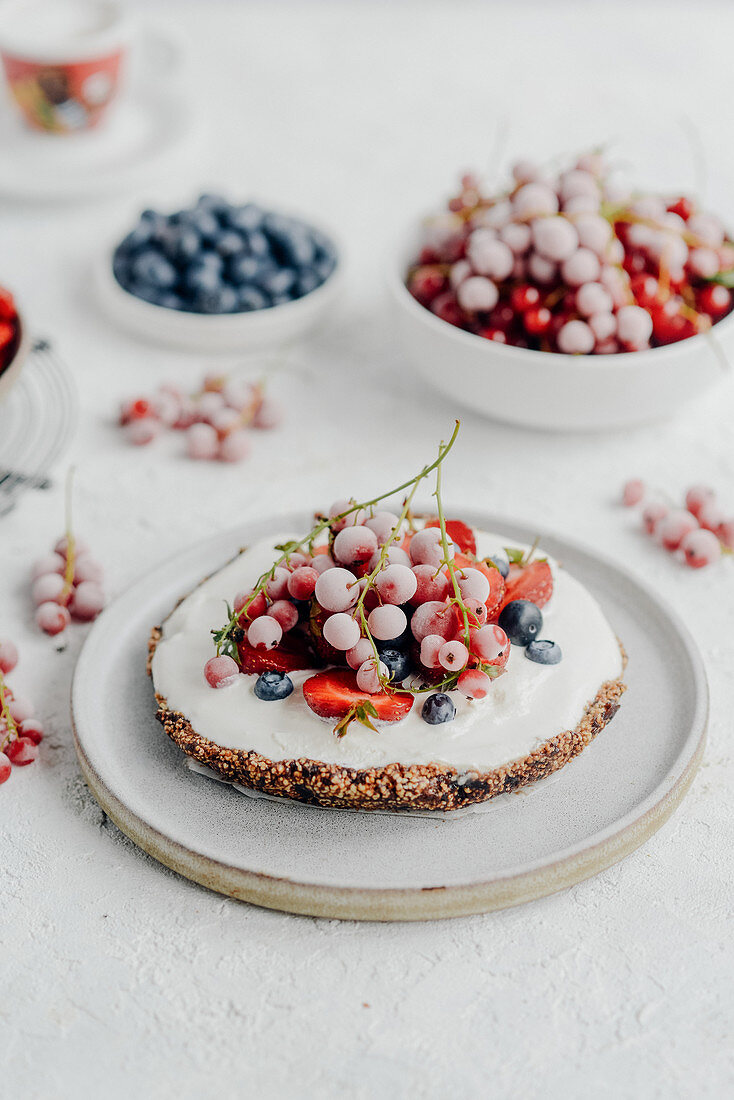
[{"x1": 149, "y1": 427, "x2": 625, "y2": 811}]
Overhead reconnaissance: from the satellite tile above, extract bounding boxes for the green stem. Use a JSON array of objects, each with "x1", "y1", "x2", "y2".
[{"x1": 433, "y1": 448, "x2": 470, "y2": 647}]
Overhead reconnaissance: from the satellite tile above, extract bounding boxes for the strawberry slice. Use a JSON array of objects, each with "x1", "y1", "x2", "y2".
[
  {"x1": 237, "y1": 633, "x2": 315, "y2": 674},
  {"x1": 425, "y1": 519, "x2": 477, "y2": 555},
  {"x1": 499, "y1": 560, "x2": 553, "y2": 610},
  {"x1": 303, "y1": 669, "x2": 414, "y2": 725}
]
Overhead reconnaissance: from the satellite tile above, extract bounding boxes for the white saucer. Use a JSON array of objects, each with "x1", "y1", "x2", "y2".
[
  {"x1": 0, "y1": 66, "x2": 199, "y2": 201},
  {"x1": 71, "y1": 510, "x2": 708, "y2": 921}
]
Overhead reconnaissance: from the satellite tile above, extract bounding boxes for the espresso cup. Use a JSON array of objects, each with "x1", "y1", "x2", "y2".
[{"x1": 0, "y1": 0, "x2": 133, "y2": 133}]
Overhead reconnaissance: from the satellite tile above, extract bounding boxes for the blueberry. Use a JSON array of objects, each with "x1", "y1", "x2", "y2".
[
  {"x1": 260, "y1": 268, "x2": 296, "y2": 298},
  {"x1": 130, "y1": 250, "x2": 177, "y2": 289},
  {"x1": 314, "y1": 256, "x2": 336, "y2": 282},
  {"x1": 196, "y1": 192, "x2": 230, "y2": 216},
  {"x1": 112, "y1": 253, "x2": 131, "y2": 287},
  {"x1": 245, "y1": 230, "x2": 271, "y2": 258},
  {"x1": 295, "y1": 271, "x2": 320, "y2": 298},
  {"x1": 421, "y1": 692, "x2": 457, "y2": 725},
  {"x1": 161, "y1": 225, "x2": 200, "y2": 264},
  {"x1": 254, "y1": 670, "x2": 294, "y2": 701},
  {"x1": 489, "y1": 551, "x2": 510, "y2": 578},
  {"x1": 227, "y1": 254, "x2": 260, "y2": 285},
  {"x1": 526, "y1": 640, "x2": 562, "y2": 665},
  {"x1": 117, "y1": 224, "x2": 153, "y2": 255},
  {"x1": 227, "y1": 203, "x2": 264, "y2": 233},
  {"x1": 156, "y1": 292, "x2": 184, "y2": 311},
  {"x1": 216, "y1": 230, "x2": 246, "y2": 258},
  {"x1": 379, "y1": 648, "x2": 412, "y2": 684},
  {"x1": 237, "y1": 286, "x2": 269, "y2": 311},
  {"x1": 375, "y1": 627, "x2": 410, "y2": 652},
  {"x1": 193, "y1": 285, "x2": 239, "y2": 314},
  {"x1": 497, "y1": 599, "x2": 543, "y2": 646},
  {"x1": 180, "y1": 209, "x2": 220, "y2": 243},
  {"x1": 197, "y1": 250, "x2": 224, "y2": 272}
]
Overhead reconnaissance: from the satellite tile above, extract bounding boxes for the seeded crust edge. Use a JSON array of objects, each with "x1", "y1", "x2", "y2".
[{"x1": 146, "y1": 623, "x2": 627, "y2": 813}]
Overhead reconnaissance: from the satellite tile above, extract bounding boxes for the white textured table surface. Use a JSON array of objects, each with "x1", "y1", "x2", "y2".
[{"x1": 2, "y1": 2, "x2": 734, "y2": 1097}]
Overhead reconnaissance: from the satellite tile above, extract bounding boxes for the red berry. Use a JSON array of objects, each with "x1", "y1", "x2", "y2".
[
  {"x1": 0, "y1": 751, "x2": 10, "y2": 783},
  {"x1": 457, "y1": 668, "x2": 492, "y2": 699},
  {"x1": 698, "y1": 500, "x2": 725, "y2": 533},
  {"x1": 717, "y1": 518, "x2": 734, "y2": 550},
  {"x1": 0, "y1": 639, "x2": 18, "y2": 675},
  {"x1": 499, "y1": 560, "x2": 553, "y2": 611},
  {"x1": 36, "y1": 602, "x2": 70, "y2": 636},
  {"x1": 204, "y1": 655, "x2": 240, "y2": 689},
  {"x1": 684, "y1": 484, "x2": 715, "y2": 519},
  {"x1": 235, "y1": 589, "x2": 267, "y2": 621},
  {"x1": 642, "y1": 502, "x2": 668, "y2": 535},
  {"x1": 667, "y1": 197, "x2": 693, "y2": 222},
  {"x1": 629, "y1": 274, "x2": 660, "y2": 310},
  {"x1": 431, "y1": 291, "x2": 465, "y2": 328},
  {"x1": 510, "y1": 284, "x2": 541, "y2": 313},
  {"x1": 302, "y1": 668, "x2": 413, "y2": 723},
  {"x1": 418, "y1": 246, "x2": 439, "y2": 265},
  {"x1": 0, "y1": 321, "x2": 15, "y2": 349},
  {"x1": 697, "y1": 283, "x2": 731, "y2": 320},
  {"x1": 523, "y1": 306, "x2": 552, "y2": 335},
  {"x1": 487, "y1": 303, "x2": 516, "y2": 333},
  {"x1": 409, "y1": 266, "x2": 446, "y2": 306},
  {"x1": 681, "y1": 528, "x2": 721, "y2": 569},
  {"x1": 6, "y1": 736, "x2": 38, "y2": 766},
  {"x1": 657, "y1": 510, "x2": 698, "y2": 551},
  {"x1": 19, "y1": 718, "x2": 44, "y2": 745},
  {"x1": 623, "y1": 251, "x2": 647, "y2": 277},
  {"x1": 424, "y1": 519, "x2": 477, "y2": 556},
  {"x1": 477, "y1": 327, "x2": 507, "y2": 343},
  {"x1": 622, "y1": 478, "x2": 645, "y2": 507},
  {"x1": 120, "y1": 397, "x2": 155, "y2": 425}
]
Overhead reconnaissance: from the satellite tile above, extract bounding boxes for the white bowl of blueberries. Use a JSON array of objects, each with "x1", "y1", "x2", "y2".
[{"x1": 96, "y1": 193, "x2": 342, "y2": 352}]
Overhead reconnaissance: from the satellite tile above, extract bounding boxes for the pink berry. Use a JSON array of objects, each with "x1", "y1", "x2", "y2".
[
  {"x1": 409, "y1": 528, "x2": 454, "y2": 567},
  {"x1": 311, "y1": 554, "x2": 335, "y2": 575},
  {"x1": 643, "y1": 502, "x2": 668, "y2": 535},
  {"x1": 73, "y1": 555, "x2": 104, "y2": 585},
  {"x1": 456, "y1": 567, "x2": 490, "y2": 603},
  {"x1": 32, "y1": 553, "x2": 65, "y2": 580},
  {"x1": 622, "y1": 479, "x2": 646, "y2": 507},
  {"x1": 466, "y1": 234, "x2": 514, "y2": 281},
  {"x1": 186, "y1": 422, "x2": 219, "y2": 460},
  {"x1": 219, "y1": 430, "x2": 252, "y2": 463},
  {"x1": 457, "y1": 669, "x2": 492, "y2": 700},
  {"x1": 559, "y1": 168, "x2": 599, "y2": 202},
  {"x1": 19, "y1": 718, "x2": 44, "y2": 745},
  {"x1": 234, "y1": 589, "x2": 267, "y2": 619},
  {"x1": 513, "y1": 182, "x2": 559, "y2": 218},
  {"x1": 685, "y1": 485, "x2": 715, "y2": 519},
  {"x1": 204, "y1": 655, "x2": 240, "y2": 688},
  {"x1": 528, "y1": 253, "x2": 556, "y2": 285},
  {"x1": 438, "y1": 640, "x2": 468, "y2": 671},
  {"x1": 411, "y1": 601, "x2": 455, "y2": 642},
  {"x1": 153, "y1": 388, "x2": 182, "y2": 427},
  {"x1": 368, "y1": 545, "x2": 411, "y2": 570},
  {"x1": 574, "y1": 214, "x2": 612, "y2": 255},
  {"x1": 347, "y1": 638, "x2": 374, "y2": 670},
  {"x1": 36, "y1": 602, "x2": 70, "y2": 636},
  {"x1": 688, "y1": 213, "x2": 724, "y2": 248},
  {"x1": 0, "y1": 752, "x2": 10, "y2": 783},
  {"x1": 314, "y1": 568, "x2": 359, "y2": 613},
  {"x1": 511, "y1": 159, "x2": 541, "y2": 185},
  {"x1": 576, "y1": 282, "x2": 613, "y2": 318},
  {"x1": 9, "y1": 697, "x2": 34, "y2": 723},
  {"x1": 266, "y1": 600, "x2": 299, "y2": 633},
  {"x1": 32, "y1": 573, "x2": 65, "y2": 606},
  {"x1": 210, "y1": 407, "x2": 242, "y2": 436},
  {"x1": 253, "y1": 396, "x2": 283, "y2": 430},
  {"x1": 717, "y1": 519, "x2": 734, "y2": 550},
  {"x1": 367, "y1": 604, "x2": 407, "y2": 642},
  {"x1": 499, "y1": 222, "x2": 532, "y2": 255},
  {"x1": 449, "y1": 259, "x2": 472, "y2": 290},
  {"x1": 698, "y1": 500, "x2": 725, "y2": 533},
  {"x1": 333, "y1": 525, "x2": 378, "y2": 566},
  {"x1": 247, "y1": 617, "x2": 283, "y2": 650},
  {"x1": 657, "y1": 510, "x2": 699, "y2": 551},
  {"x1": 410, "y1": 565, "x2": 450, "y2": 606},
  {"x1": 687, "y1": 248, "x2": 719, "y2": 279},
  {"x1": 470, "y1": 624, "x2": 510, "y2": 663},
  {"x1": 196, "y1": 391, "x2": 226, "y2": 423},
  {"x1": 456, "y1": 275, "x2": 499, "y2": 313},
  {"x1": 0, "y1": 639, "x2": 19, "y2": 675},
  {"x1": 323, "y1": 612, "x2": 360, "y2": 651},
  {"x1": 328, "y1": 499, "x2": 365, "y2": 531},
  {"x1": 6, "y1": 736, "x2": 37, "y2": 766},
  {"x1": 364, "y1": 511, "x2": 399, "y2": 546},
  {"x1": 561, "y1": 247, "x2": 601, "y2": 287},
  {"x1": 54, "y1": 535, "x2": 89, "y2": 559},
  {"x1": 356, "y1": 658, "x2": 387, "y2": 695},
  {"x1": 531, "y1": 216, "x2": 579, "y2": 262},
  {"x1": 69, "y1": 581, "x2": 105, "y2": 621},
  {"x1": 419, "y1": 634, "x2": 445, "y2": 669},
  {"x1": 681, "y1": 528, "x2": 721, "y2": 569},
  {"x1": 588, "y1": 311, "x2": 617, "y2": 343},
  {"x1": 287, "y1": 566, "x2": 319, "y2": 601},
  {"x1": 557, "y1": 319, "x2": 595, "y2": 354},
  {"x1": 374, "y1": 564, "x2": 418, "y2": 605},
  {"x1": 126, "y1": 419, "x2": 161, "y2": 446},
  {"x1": 616, "y1": 305, "x2": 653, "y2": 347},
  {"x1": 265, "y1": 567, "x2": 290, "y2": 601}
]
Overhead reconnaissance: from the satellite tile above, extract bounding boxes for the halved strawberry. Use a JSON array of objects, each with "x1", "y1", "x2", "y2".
[
  {"x1": 425, "y1": 519, "x2": 477, "y2": 555},
  {"x1": 303, "y1": 669, "x2": 414, "y2": 723},
  {"x1": 499, "y1": 560, "x2": 553, "y2": 610},
  {"x1": 237, "y1": 632, "x2": 315, "y2": 674}
]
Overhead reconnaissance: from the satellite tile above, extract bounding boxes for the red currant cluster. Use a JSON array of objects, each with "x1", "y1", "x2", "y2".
[
  {"x1": 0, "y1": 286, "x2": 19, "y2": 374},
  {"x1": 120, "y1": 372, "x2": 282, "y2": 463},
  {"x1": 408, "y1": 153, "x2": 733, "y2": 354},
  {"x1": 623, "y1": 479, "x2": 733, "y2": 568},
  {"x1": 0, "y1": 642, "x2": 44, "y2": 783},
  {"x1": 32, "y1": 530, "x2": 105, "y2": 637}
]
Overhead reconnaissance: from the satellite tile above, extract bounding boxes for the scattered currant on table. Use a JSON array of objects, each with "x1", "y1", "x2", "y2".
[
  {"x1": 621, "y1": 478, "x2": 732, "y2": 568},
  {"x1": 120, "y1": 371, "x2": 281, "y2": 464},
  {"x1": 0, "y1": 643, "x2": 43, "y2": 784},
  {"x1": 30, "y1": 470, "x2": 106, "y2": 639},
  {"x1": 407, "y1": 151, "x2": 734, "y2": 355},
  {"x1": 205, "y1": 423, "x2": 559, "y2": 736}
]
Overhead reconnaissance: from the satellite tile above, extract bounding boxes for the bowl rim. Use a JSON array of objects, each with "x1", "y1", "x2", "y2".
[
  {"x1": 99, "y1": 207, "x2": 344, "y2": 330},
  {"x1": 388, "y1": 223, "x2": 734, "y2": 370}
]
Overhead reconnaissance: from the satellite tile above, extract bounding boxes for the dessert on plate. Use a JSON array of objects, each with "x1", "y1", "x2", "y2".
[{"x1": 149, "y1": 426, "x2": 625, "y2": 811}]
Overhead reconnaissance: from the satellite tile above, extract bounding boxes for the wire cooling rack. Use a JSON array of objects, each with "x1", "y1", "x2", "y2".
[{"x1": 0, "y1": 339, "x2": 78, "y2": 517}]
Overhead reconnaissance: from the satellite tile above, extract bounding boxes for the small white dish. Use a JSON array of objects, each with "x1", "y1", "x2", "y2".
[
  {"x1": 389, "y1": 227, "x2": 734, "y2": 432},
  {"x1": 0, "y1": 32, "x2": 199, "y2": 201},
  {"x1": 71, "y1": 510, "x2": 707, "y2": 921},
  {"x1": 94, "y1": 218, "x2": 344, "y2": 353}
]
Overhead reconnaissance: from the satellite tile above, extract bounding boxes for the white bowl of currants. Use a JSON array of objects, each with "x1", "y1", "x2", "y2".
[
  {"x1": 96, "y1": 194, "x2": 343, "y2": 354},
  {"x1": 389, "y1": 153, "x2": 734, "y2": 431}
]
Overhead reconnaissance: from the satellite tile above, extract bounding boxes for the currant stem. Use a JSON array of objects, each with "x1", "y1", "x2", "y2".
[
  {"x1": 60, "y1": 467, "x2": 76, "y2": 604},
  {"x1": 0, "y1": 673, "x2": 18, "y2": 753}
]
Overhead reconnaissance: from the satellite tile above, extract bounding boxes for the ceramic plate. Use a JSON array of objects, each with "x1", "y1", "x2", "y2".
[{"x1": 71, "y1": 511, "x2": 707, "y2": 921}]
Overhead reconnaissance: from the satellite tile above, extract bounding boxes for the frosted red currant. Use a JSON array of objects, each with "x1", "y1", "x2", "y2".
[
  {"x1": 287, "y1": 566, "x2": 319, "y2": 601},
  {"x1": 438, "y1": 640, "x2": 468, "y2": 671},
  {"x1": 364, "y1": 511, "x2": 399, "y2": 545},
  {"x1": 8, "y1": 697, "x2": 34, "y2": 723},
  {"x1": 253, "y1": 396, "x2": 283, "y2": 430},
  {"x1": 642, "y1": 502, "x2": 668, "y2": 535},
  {"x1": 367, "y1": 604, "x2": 407, "y2": 642},
  {"x1": 499, "y1": 222, "x2": 532, "y2": 255},
  {"x1": 681, "y1": 528, "x2": 721, "y2": 569},
  {"x1": 527, "y1": 253, "x2": 557, "y2": 285},
  {"x1": 684, "y1": 485, "x2": 715, "y2": 519},
  {"x1": 234, "y1": 589, "x2": 267, "y2": 619},
  {"x1": 323, "y1": 613, "x2": 361, "y2": 651},
  {"x1": 247, "y1": 617, "x2": 283, "y2": 650},
  {"x1": 0, "y1": 639, "x2": 19, "y2": 674},
  {"x1": 7, "y1": 737, "x2": 38, "y2": 766},
  {"x1": 561, "y1": 247, "x2": 601, "y2": 287},
  {"x1": 0, "y1": 752, "x2": 10, "y2": 784},
  {"x1": 409, "y1": 527, "x2": 454, "y2": 567},
  {"x1": 36, "y1": 602, "x2": 70, "y2": 636},
  {"x1": 374, "y1": 564, "x2": 418, "y2": 605},
  {"x1": 32, "y1": 574, "x2": 65, "y2": 606},
  {"x1": 204, "y1": 655, "x2": 240, "y2": 688},
  {"x1": 369, "y1": 545, "x2": 411, "y2": 570},
  {"x1": 622, "y1": 479, "x2": 645, "y2": 507},
  {"x1": 420, "y1": 634, "x2": 445, "y2": 669},
  {"x1": 456, "y1": 275, "x2": 499, "y2": 313},
  {"x1": 463, "y1": 598, "x2": 488, "y2": 626},
  {"x1": 69, "y1": 581, "x2": 105, "y2": 621},
  {"x1": 20, "y1": 718, "x2": 44, "y2": 745},
  {"x1": 267, "y1": 600, "x2": 299, "y2": 632},
  {"x1": 456, "y1": 567, "x2": 490, "y2": 603},
  {"x1": 717, "y1": 519, "x2": 734, "y2": 550},
  {"x1": 697, "y1": 500, "x2": 725, "y2": 533},
  {"x1": 411, "y1": 601, "x2": 455, "y2": 642},
  {"x1": 532, "y1": 216, "x2": 579, "y2": 262},
  {"x1": 32, "y1": 553, "x2": 65, "y2": 580},
  {"x1": 470, "y1": 624, "x2": 510, "y2": 664},
  {"x1": 576, "y1": 281, "x2": 613, "y2": 318},
  {"x1": 356, "y1": 657, "x2": 388, "y2": 694},
  {"x1": 557, "y1": 319, "x2": 594, "y2": 354},
  {"x1": 333, "y1": 525, "x2": 378, "y2": 566},
  {"x1": 74, "y1": 556, "x2": 104, "y2": 585},
  {"x1": 512, "y1": 182, "x2": 559, "y2": 218},
  {"x1": 219, "y1": 430, "x2": 252, "y2": 463},
  {"x1": 264, "y1": 566, "x2": 290, "y2": 601},
  {"x1": 311, "y1": 553, "x2": 335, "y2": 575},
  {"x1": 55, "y1": 535, "x2": 89, "y2": 558},
  {"x1": 466, "y1": 234, "x2": 514, "y2": 281},
  {"x1": 616, "y1": 305, "x2": 653, "y2": 347},
  {"x1": 657, "y1": 510, "x2": 698, "y2": 551},
  {"x1": 126, "y1": 419, "x2": 161, "y2": 446},
  {"x1": 410, "y1": 565, "x2": 450, "y2": 606},
  {"x1": 186, "y1": 422, "x2": 219, "y2": 460},
  {"x1": 573, "y1": 213, "x2": 612, "y2": 255},
  {"x1": 314, "y1": 568, "x2": 359, "y2": 613},
  {"x1": 346, "y1": 638, "x2": 374, "y2": 670},
  {"x1": 588, "y1": 311, "x2": 617, "y2": 343},
  {"x1": 457, "y1": 669, "x2": 492, "y2": 699}
]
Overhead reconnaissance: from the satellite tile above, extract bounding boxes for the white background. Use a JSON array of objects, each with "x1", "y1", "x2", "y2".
[{"x1": 2, "y1": 2, "x2": 734, "y2": 1097}]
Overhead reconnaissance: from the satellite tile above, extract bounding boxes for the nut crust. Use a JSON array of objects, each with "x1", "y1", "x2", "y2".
[{"x1": 149, "y1": 626, "x2": 626, "y2": 812}]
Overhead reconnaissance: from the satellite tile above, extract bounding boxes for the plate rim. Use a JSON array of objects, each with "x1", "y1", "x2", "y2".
[{"x1": 71, "y1": 510, "x2": 709, "y2": 920}]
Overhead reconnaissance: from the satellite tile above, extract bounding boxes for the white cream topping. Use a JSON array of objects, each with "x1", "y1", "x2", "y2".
[{"x1": 151, "y1": 530, "x2": 623, "y2": 773}]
